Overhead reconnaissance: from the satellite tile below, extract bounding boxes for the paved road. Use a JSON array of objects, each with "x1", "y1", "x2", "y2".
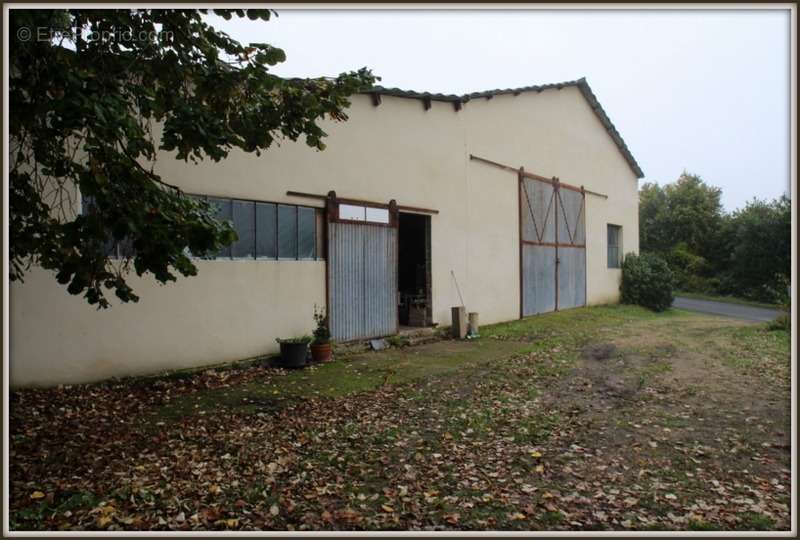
[{"x1": 673, "y1": 296, "x2": 786, "y2": 323}]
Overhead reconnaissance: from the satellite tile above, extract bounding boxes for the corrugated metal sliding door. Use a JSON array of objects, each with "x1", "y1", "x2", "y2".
[
  {"x1": 327, "y1": 194, "x2": 398, "y2": 341},
  {"x1": 520, "y1": 173, "x2": 586, "y2": 316},
  {"x1": 521, "y1": 177, "x2": 556, "y2": 315},
  {"x1": 555, "y1": 187, "x2": 586, "y2": 310}
]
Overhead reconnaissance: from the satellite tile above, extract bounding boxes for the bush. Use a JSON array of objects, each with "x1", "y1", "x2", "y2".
[
  {"x1": 620, "y1": 252, "x2": 675, "y2": 312},
  {"x1": 666, "y1": 242, "x2": 709, "y2": 290},
  {"x1": 767, "y1": 314, "x2": 790, "y2": 332},
  {"x1": 752, "y1": 273, "x2": 791, "y2": 305}
]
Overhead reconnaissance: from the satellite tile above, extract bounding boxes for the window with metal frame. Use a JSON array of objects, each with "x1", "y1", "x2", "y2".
[
  {"x1": 232, "y1": 199, "x2": 255, "y2": 258},
  {"x1": 208, "y1": 197, "x2": 233, "y2": 259},
  {"x1": 277, "y1": 204, "x2": 298, "y2": 259},
  {"x1": 83, "y1": 192, "x2": 323, "y2": 262},
  {"x1": 255, "y1": 202, "x2": 277, "y2": 259},
  {"x1": 338, "y1": 203, "x2": 390, "y2": 224},
  {"x1": 191, "y1": 194, "x2": 324, "y2": 261},
  {"x1": 607, "y1": 224, "x2": 622, "y2": 268},
  {"x1": 297, "y1": 206, "x2": 317, "y2": 259}
]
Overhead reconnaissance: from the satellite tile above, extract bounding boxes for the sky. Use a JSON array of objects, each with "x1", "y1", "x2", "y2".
[{"x1": 209, "y1": 8, "x2": 791, "y2": 212}]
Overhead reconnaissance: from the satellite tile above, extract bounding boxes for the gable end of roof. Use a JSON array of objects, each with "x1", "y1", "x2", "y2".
[
  {"x1": 572, "y1": 79, "x2": 644, "y2": 179},
  {"x1": 364, "y1": 77, "x2": 644, "y2": 179}
]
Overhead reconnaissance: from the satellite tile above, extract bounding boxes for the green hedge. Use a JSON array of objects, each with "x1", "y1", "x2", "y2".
[{"x1": 620, "y1": 252, "x2": 675, "y2": 312}]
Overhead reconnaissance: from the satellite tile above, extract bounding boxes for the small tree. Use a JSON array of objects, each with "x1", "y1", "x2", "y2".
[{"x1": 620, "y1": 252, "x2": 674, "y2": 312}]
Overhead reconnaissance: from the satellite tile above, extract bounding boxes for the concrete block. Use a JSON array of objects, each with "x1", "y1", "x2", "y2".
[
  {"x1": 451, "y1": 306, "x2": 467, "y2": 339},
  {"x1": 468, "y1": 312, "x2": 479, "y2": 335}
]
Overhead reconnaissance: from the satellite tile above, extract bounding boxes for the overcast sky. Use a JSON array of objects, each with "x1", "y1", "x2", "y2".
[{"x1": 209, "y1": 8, "x2": 791, "y2": 211}]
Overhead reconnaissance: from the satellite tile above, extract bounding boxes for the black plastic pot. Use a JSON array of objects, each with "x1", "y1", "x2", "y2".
[{"x1": 278, "y1": 341, "x2": 309, "y2": 369}]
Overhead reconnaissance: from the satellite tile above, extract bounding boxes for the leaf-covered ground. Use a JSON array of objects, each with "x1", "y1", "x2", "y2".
[{"x1": 10, "y1": 305, "x2": 791, "y2": 531}]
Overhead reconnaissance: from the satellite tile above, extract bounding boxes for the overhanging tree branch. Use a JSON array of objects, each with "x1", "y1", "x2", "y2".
[{"x1": 10, "y1": 8, "x2": 377, "y2": 308}]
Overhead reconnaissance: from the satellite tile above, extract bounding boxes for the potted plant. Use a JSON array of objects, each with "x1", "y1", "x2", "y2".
[
  {"x1": 310, "y1": 305, "x2": 333, "y2": 363},
  {"x1": 276, "y1": 336, "x2": 311, "y2": 368}
]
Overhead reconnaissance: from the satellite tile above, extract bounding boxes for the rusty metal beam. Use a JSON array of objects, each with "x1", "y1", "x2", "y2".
[
  {"x1": 286, "y1": 191, "x2": 439, "y2": 215},
  {"x1": 554, "y1": 181, "x2": 559, "y2": 311},
  {"x1": 521, "y1": 240, "x2": 585, "y2": 248},
  {"x1": 468, "y1": 154, "x2": 608, "y2": 199},
  {"x1": 518, "y1": 168, "x2": 524, "y2": 320}
]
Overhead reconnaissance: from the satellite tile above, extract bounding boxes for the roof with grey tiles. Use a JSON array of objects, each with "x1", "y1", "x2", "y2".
[{"x1": 364, "y1": 77, "x2": 644, "y2": 179}]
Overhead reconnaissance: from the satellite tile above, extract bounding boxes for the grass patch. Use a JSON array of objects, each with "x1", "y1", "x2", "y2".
[
  {"x1": 512, "y1": 411, "x2": 562, "y2": 444},
  {"x1": 152, "y1": 306, "x2": 692, "y2": 423},
  {"x1": 736, "y1": 512, "x2": 775, "y2": 530},
  {"x1": 629, "y1": 359, "x2": 672, "y2": 387},
  {"x1": 10, "y1": 490, "x2": 102, "y2": 530},
  {"x1": 385, "y1": 335, "x2": 411, "y2": 348},
  {"x1": 722, "y1": 323, "x2": 790, "y2": 373},
  {"x1": 152, "y1": 339, "x2": 528, "y2": 421},
  {"x1": 687, "y1": 518, "x2": 721, "y2": 531},
  {"x1": 482, "y1": 305, "x2": 687, "y2": 343},
  {"x1": 537, "y1": 511, "x2": 565, "y2": 527}
]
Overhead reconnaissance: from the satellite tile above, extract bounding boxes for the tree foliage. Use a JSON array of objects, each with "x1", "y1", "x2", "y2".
[
  {"x1": 640, "y1": 172, "x2": 724, "y2": 258},
  {"x1": 638, "y1": 182, "x2": 671, "y2": 254},
  {"x1": 10, "y1": 9, "x2": 376, "y2": 307},
  {"x1": 724, "y1": 196, "x2": 791, "y2": 301},
  {"x1": 639, "y1": 171, "x2": 790, "y2": 304}
]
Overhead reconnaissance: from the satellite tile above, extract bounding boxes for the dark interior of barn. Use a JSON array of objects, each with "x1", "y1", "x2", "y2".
[{"x1": 398, "y1": 213, "x2": 430, "y2": 326}]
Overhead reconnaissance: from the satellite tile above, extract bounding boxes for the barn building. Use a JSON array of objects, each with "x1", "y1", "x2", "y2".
[{"x1": 10, "y1": 77, "x2": 643, "y2": 386}]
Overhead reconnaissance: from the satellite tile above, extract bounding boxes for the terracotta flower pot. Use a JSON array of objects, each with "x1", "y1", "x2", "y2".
[{"x1": 310, "y1": 342, "x2": 333, "y2": 363}]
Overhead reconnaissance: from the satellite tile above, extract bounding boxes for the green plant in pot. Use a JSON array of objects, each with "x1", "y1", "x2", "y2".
[
  {"x1": 276, "y1": 336, "x2": 311, "y2": 369},
  {"x1": 311, "y1": 305, "x2": 333, "y2": 363}
]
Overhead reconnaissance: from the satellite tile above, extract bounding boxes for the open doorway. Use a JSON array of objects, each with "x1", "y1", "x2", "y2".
[{"x1": 398, "y1": 212, "x2": 432, "y2": 327}]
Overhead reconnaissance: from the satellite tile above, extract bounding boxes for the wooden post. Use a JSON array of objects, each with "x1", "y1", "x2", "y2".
[{"x1": 518, "y1": 167, "x2": 524, "y2": 319}]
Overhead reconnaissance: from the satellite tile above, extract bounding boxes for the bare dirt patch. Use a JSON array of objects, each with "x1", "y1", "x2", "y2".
[{"x1": 537, "y1": 317, "x2": 790, "y2": 530}]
